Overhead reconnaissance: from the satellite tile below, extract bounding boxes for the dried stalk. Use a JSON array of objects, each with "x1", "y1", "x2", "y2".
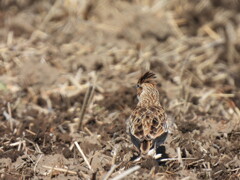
[
  {"x1": 78, "y1": 84, "x2": 94, "y2": 131},
  {"x1": 177, "y1": 147, "x2": 184, "y2": 168},
  {"x1": 42, "y1": 165, "x2": 77, "y2": 175},
  {"x1": 7, "y1": 102, "x2": 13, "y2": 131},
  {"x1": 111, "y1": 165, "x2": 140, "y2": 180},
  {"x1": 103, "y1": 164, "x2": 118, "y2": 180},
  {"x1": 74, "y1": 141, "x2": 93, "y2": 171}
]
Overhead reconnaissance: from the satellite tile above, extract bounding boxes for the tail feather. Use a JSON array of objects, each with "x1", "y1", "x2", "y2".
[{"x1": 140, "y1": 140, "x2": 152, "y2": 154}]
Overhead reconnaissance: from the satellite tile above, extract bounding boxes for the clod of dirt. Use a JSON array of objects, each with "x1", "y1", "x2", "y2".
[
  {"x1": 141, "y1": 157, "x2": 159, "y2": 170},
  {"x1": 178, "y1": 121, "x2": 202, "y2": 133},
  {"x1": 0, "y1": 150, "x2": 24, "y2": 163}
]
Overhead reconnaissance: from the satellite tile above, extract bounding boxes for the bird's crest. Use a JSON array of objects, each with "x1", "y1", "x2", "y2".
[{"x1": 138, "y1": 72, "x2": 156, "y2": 84}]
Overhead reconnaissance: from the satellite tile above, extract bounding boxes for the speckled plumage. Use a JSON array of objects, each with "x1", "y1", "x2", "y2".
[{"x1": 128, "y1": 72, "x2": 168, "y2": 155}]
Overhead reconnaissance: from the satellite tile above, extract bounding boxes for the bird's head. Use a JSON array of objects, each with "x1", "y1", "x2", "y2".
[{"x1": 136, "y1": 72, "x2": 159, "y2": 106}]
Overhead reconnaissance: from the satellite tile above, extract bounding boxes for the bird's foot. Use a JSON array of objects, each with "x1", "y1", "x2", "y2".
[{"x1": 147, "y1": 148, "x2": 162, "y2": 159}]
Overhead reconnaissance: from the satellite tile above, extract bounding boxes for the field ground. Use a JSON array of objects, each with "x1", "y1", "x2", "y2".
[{"x1": 0, "y1": 0, "x2": 240, "y2": 179}]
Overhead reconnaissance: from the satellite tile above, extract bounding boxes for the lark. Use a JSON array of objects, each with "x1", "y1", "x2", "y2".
[{"x1": 128, "y1": 72, "x2": 168, "y2": 158}]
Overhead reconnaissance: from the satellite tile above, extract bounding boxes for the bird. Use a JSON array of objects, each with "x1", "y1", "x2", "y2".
[{"x1": 128, "y1": 72, "x2": 168, "y2": 157}]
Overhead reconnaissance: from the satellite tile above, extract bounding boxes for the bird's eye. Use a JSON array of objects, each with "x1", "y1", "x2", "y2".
[{"x1": 136, "y1": 84, "x2": 141, "y2": 88}]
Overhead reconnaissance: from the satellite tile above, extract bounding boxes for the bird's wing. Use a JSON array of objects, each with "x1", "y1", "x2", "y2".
[
  {"x1": 129, "y1": 106, "x2": 168, "y2": 151},
  {"x1": 143, "y1": 106, "x2": 167, "y2": 139}
]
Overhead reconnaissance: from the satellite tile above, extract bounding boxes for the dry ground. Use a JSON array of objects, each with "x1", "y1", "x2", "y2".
[{"x1": 0, "y1": 0, "x2": 240, "y2": 179}]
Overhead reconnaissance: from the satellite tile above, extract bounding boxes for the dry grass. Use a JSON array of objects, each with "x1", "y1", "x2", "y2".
[{"x1": 0, "y1": 0, "x2": 240, "y2": 179}]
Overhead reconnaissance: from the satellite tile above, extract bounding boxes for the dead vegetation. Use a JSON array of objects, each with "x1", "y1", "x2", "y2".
[{"x1": 0, "y1": 0, "x2": 240, "y2": 179}]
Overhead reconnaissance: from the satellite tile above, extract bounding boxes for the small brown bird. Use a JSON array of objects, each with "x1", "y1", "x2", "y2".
[{"x1": 128, "y1": 72, "x2": 168, "y2": 156}]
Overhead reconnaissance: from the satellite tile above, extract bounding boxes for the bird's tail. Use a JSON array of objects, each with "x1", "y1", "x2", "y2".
[{"x1": 140, "y1": 140, "x2": 152, "y2": 154}]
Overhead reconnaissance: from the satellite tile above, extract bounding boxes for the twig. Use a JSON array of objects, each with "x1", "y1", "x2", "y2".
[
  {"x1": 69, "y1": 143, "x2": 75, "y2": 151},
  {"x1": 103, "y1": 164, "x2": 118, "y2": 180},
  {"x1": 24, "y1": 138, "x2": 42, "y2": 154},
  {"x1": 7, "y1": 102, "x2": 13, "y2": 131},
  {"x1": 159, "y1": 157, "x2": 197, "y2": 162},
  {"x1": 214, "y1": 170, "x2": 223, "y2": 176},
  {"x1": 7, "y1": 31, "x2": 13, "y2": 46},
  {"x1": 84, "y1": 127, "x2": 93, "y2": 136},
  {"x1": 42, "y1": 165, "x2": 77, "y2": 175},
  {"x1": 58, "y1": 124, "x2": 67, "y2": 133},
  {"x1": 211, "y1": 93, "x2": 235, "y2": 98},
  {"x1": 202, "y1": 25, "x2": 221, "y2": 40},
  {"x1": 187, "y1": 159, "x2": 204, "y2": 166},
  {"x1": 74, "y1": 141, "x2": 93, "y2": 171},
  {"x1": 68, "y1": 75, "x2": 82, "y2": 90},
  {"x1": 228, "y1": 167, "x2": 240, "y2": 172},
  {"x1": 3, "y1": 111, "x2": 11, "y2": 124},
  {"x1": 234, "y1": 106, "x2": 240, "y2": 120},
  {"x1": 34, "y1": 154, "x2": 43, "y2": 176},
  {"x1": 111, "y1": 146, "x2": 119, "y2": 165},
  {"x1": 78, "y1": 84, "x2": 94, "y2": 130},
  {"x1": 207, "y1": 162, "x2": 212, "y2": 178},
  {"x1": 111, "y1": 165, "x2": 140, "y2": 180},
  {"x1": 177, "y1": 147, "x2": 184, "y2": 168},
  {"x1": 25, "y1": 129, "x2": 37, "y2": 136},
  {"x1": 35, "y1": 143, "x2": 42, "y2": 154},
  {"x1": 181, "y1": 177, "x2": 192, "y2": 180},
  {"x1": 87, "y1": 85, "x2": 95, "y2": 107},
  {"x1": 10, "y1": 141, "x2": 25, "y2": 147}
]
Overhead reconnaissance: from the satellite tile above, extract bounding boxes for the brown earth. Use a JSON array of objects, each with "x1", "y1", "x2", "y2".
[{"x1": 0, "y1": 0, "x2": 240, "y2": 179}]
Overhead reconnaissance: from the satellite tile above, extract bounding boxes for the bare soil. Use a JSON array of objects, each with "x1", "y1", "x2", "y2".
[{"x1": 0, "y1": 0, "x2": 240, "y2": 179}]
